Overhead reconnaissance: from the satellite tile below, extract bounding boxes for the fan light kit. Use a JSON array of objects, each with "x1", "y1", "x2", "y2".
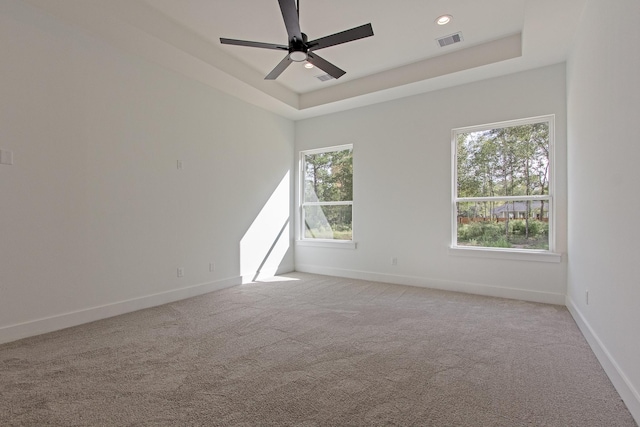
[
  {"x1": 436, "y1": 15, "x2": 452, "y2": 25},
  {"x1": 289, "y1": 51, "x2": 307, "y2": 62},
  {"x1": 220, "y1": 0, "x2": 374, "y2": 80}
]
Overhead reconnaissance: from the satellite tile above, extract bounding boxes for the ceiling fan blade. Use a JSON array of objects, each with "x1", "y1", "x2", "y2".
[
  {"x1": 265, "y1": 55, "x2": 293, "y2": 80},
  {"x1": 306, "y1": 52, "x2": 346, "y2": 79},
  {"x1": 220, "y1": 38, "x2": 288, "y2": 50},
  {"x1": 278, "y1": 0, "x2": 302, "y2": 41},
  {"x1": 308, "y1": 23, "x2": 374, "y2": 51}
]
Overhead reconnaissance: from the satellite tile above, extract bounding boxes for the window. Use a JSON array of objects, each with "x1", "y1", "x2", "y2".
[
  {"x1": 300, "y1": 145, "x2": 353, "y2": 241},
  {"x1": 453, "y1": 116, "x2": 554, "y2": 252}
]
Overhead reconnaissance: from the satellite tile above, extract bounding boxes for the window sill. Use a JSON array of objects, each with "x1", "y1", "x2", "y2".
[
  {"x1": 449, "y1": 246, "x2": 562, "y2": 263},
  {"x1": 296, "y1": 239, "x2": 357, "y2": 249}
]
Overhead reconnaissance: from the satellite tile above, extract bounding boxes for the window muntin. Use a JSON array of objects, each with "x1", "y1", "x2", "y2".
[
  {"x1": 453, "y1": 116, "x2": 554, "y2": 251},
  {"x1": 301, "y1": 145, "x2": 353, "y2": 241}
]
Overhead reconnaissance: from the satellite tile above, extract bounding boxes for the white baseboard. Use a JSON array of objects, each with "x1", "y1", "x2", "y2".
[
  {"x1": 566, "y1": 296, "x2": 640, "y2": 424},
  {"x1": 0, "y1": 276, "x2": 241, "y2": 345},
  {"x1": 295, "y1": 264, "x2": 566, "y2": 305},
  {"x1": 242, "y1": 263, "x2": 295, "y2": 284}
]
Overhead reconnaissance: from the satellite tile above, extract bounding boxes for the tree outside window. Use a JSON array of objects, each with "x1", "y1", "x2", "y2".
[
  {"x1": 453, "y1": 116, "x2": 554, "y2": 251},
  {"x1": 301, "y1": 145, "x2": 353, "y2": 241}
]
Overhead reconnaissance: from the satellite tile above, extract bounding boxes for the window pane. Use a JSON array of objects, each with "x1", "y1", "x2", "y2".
[
  {"x1": 456, "y1": 200, "x2": 549, "y2": 250},
  {"x1": 456, "y1": 123, "x2": 550, "y2": 198},
  {"x1": 303, "y1": 205, "x2": 352, "y2": 240},
  {"x1": 304, "y1": 148, "x2": 353, "y2": 203}
]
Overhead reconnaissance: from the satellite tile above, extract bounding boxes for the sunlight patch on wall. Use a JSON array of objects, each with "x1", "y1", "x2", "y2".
[{"x1": 240, "y1": 172, "x2": 291, "y2": 283}]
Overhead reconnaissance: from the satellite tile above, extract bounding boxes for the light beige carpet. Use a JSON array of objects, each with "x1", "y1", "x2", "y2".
[{"x1": 0, "y1": 272, "x2": 636, "y2": 426}]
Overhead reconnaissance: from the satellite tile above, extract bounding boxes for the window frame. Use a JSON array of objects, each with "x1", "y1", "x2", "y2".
[
  {"x1": 298, "y1": 144, "x2": 355, "y2": 249},
  {"x1": 451, "y1": 115, "x2": 560, "y2": 261}
]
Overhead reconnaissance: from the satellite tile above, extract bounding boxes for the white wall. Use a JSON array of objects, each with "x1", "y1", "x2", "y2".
[
  {"x1": 295, "y1": 64, "x2": 568, "y2": 304},
  {"x1": 566, "y1": 0, "x2": 640, "y2": 420},
  {"x1": 0, "y1": 0, "x2": 294, "y2": 343},
  {"x1": 2, "y1": 0, "x2": 637, "y2": 420}
]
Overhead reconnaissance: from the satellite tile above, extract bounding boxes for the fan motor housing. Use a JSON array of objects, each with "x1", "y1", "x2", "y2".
[{"x1": 289, "y1": 33, "x2": 309, "y2": 61}]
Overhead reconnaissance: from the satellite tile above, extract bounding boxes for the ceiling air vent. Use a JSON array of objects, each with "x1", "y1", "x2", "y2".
[
  {"x1": 316, "y1": 73, "x2": 335, "y2": 82},
  {"x1": 436, "y1": 32, "x2": 463, "y2": 47}
]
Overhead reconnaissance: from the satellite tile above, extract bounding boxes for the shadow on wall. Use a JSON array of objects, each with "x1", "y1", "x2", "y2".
[{"x1": 240, "y1": 171, "x2": 291, "y2": 283}]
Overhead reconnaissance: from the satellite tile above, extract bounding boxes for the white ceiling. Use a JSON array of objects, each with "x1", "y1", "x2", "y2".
[
  {"x1": 24, "y1": 0, "x2": 587, "y2": 120},
  {"x1": 142, "y1": 0, "x2": 527, "y2": 94}
]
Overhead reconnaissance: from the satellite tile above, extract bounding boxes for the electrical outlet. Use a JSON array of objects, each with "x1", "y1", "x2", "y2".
[
  {"x1": 177, "y1": 160, "x2": 183, "y2": 170},
  {"x1": 177, "y1": 267, "x2": 184, "y2": 278},
  {"x1": 391, "y1": 257, "x2": 398, "y2": 266},
  {"x1": 586, "y1": 290, "x2": 589, "y2": 305},
  {"x1": 209, "y1": 262, "x2": 215, "y2": 272}
]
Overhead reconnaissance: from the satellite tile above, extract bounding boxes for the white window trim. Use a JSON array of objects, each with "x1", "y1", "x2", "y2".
[
  {"x1": 298, "y1": 144, "x2": 356, "y2": 248},
  {"x1": 451, "y1": 114, "x2": 559, "y2": 261},
  {"x1": 448, "y1": 246, "x2": 561, "y2": 263}
]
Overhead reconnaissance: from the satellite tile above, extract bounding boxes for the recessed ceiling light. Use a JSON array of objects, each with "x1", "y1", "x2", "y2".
[
  {"x1": 304, "y1": 62, "x2": 314, "y2": 69},
  {"x1": 436, "y1": 15, "x2": 452, "y2": 25}
]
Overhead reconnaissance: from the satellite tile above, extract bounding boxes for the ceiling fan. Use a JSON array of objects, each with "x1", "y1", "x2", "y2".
[{"x1": 220, "y1": 0, "x2": 374, "y2": 80}]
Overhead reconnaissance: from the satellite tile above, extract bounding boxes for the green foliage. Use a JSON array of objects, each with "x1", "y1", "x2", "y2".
[
  {"x1": 527, "y1": 220, "x2": 548, "y2": 236},
  {"x1": 456, "y1": 122, "x2": 550, "y2": 198},
  {"x1": 304, "y1": 223, "x2": 352, "y2": 240},
  {"x1": 458, "y1": 222, "x2": 505, "y2": 241},
  {"x1": 508, "y1": 219, "x2": 548, "y2": 237},
  {"x1": 457, "y1": 222, "x2": 477, "y2": 241},
  {"x1": 457, "y1": 219, "x2": 549, "y2": 250},
  {"x1": 303, "y1": 149, "x2": 353, "y2": 240},
  {"x1": 304, "y1": 149, "x2": 353, "y2": 202},
  {"x1": 456, "y1": 121, "x2": 551, "y2": 250},
  {"x1": 511, "y1": 220, "x2": 526, "y2": 235},
  {"x1": 483, "y1": 237, "x2": 511, "y2": 248}
]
